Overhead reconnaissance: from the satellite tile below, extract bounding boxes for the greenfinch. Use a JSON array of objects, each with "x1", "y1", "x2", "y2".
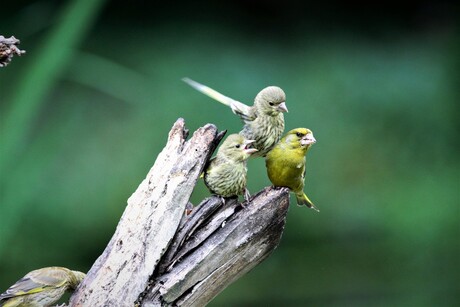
[
  {"x1": 183, "y1": 78, "x2": 288, "y2": 157},
  {"x1": 0, "y1": 267, "x2": 86, "y2": 307},
  {"x1": 204, "y1": 134, "x2": 258, "y2": 201},
  {"x1": 265, "y1": 128, "x2": 319, "y2": 212}
]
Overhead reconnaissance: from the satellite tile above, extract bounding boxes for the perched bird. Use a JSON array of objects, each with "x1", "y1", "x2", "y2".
[
  {"x1": 183, "y1": 78, "x2": 288, "y2": 157},
  {"x1": 0, "y1": 267, "x2": 86, "y2": 307},
  {"x1": 265, "y1": 128, "x2": 319, "y2": 212},
  {"x1": 204, "y1": 134, "x2": 258, "y2": 201}
]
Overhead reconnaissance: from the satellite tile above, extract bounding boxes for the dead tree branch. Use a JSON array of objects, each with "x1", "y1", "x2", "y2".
[
  {"x1": 0, "y1": 36, "x2": 25, "y2": 67},
  {"x1": 69, "y1": 119, "x2": 290, "y2": 307}
]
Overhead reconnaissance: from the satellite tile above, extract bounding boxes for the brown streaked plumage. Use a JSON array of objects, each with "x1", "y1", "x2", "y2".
[
  {"x1": 204, "y1": 134, "x2": 257, "y2": 201},
  {"x1": 183, "y1": 78, "x2": 288, "y2": 157},
  {"x1": 0, "y1": 267, "x2": 85, "y2": 307}
]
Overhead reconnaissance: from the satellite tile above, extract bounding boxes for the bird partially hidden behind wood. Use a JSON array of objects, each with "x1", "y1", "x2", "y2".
[
  {"x1": 0, "y1": 267, "x2": 86, "y2": 307},
  {"x1": 265, "y1": 128, "x2": 319, "y2": 212},
  {"x1": 204, "y1": 134, "x2": 258, "y2": 202},
  {"x1": 183, "y1": 78, "x2": 288, "y2": 157}
]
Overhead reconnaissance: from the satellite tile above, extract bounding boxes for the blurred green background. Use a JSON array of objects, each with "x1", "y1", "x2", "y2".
[{"x1": 1, "y1": 0, "x2": 459, "y2": 306}]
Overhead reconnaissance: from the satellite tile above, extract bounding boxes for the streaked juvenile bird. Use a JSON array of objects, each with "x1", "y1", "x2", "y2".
[
  {"x1": 204, "y1": 134, "x2": 258, "y2": 201},
  {"x1": 183, "y1": 78, "x2": 288, "y2": 157},
  {"x1": 265, "y1": 128, "x2": 319, "y2": 212},
  {"x1": 0, "y1": 267, "x2": 86, "y2": 307}
]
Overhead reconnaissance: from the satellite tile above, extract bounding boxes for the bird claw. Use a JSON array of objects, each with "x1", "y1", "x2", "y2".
[
  {"x1": 244, "y1": 188, "x2": 251, "y2": 202},
  {"x1": 239, "y1": 189, "x2": 252, "y2": 209},
  {"x1": 216, "y1": 195, "x2": 226, "y2": 205}
]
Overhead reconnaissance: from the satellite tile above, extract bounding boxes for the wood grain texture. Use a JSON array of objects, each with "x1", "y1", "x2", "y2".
[
  {"x1": 69, "y1": 119, "x2": 220, "y2": 307},
  {"x1": 68, "y1": 119, "x2": 290, "y2": 307},
  {"x1": 142, "y1": 187, "x2": 290, "y2": 307}
]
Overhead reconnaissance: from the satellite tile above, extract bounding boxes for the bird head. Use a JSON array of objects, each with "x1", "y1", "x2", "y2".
[
  {"x1": 284, "y1": 128, "x2": 316, "y2": 151},
  {"x1": 219, "y1": 134, "x2": 258, "y2": 162},
  {"x1": 254, "y1": 86, "x2": 288, "y2": 116},
  {"x1": 70, "y1": 271, "x2": 86, "y2": 289}
]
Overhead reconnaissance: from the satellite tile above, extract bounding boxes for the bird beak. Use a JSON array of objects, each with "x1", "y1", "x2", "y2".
[
  {"x1": 243, "y1": 139, "x2": 258, "y2": 155},
  {"x1": 301, "y1": 134, "x2": 316, "y2": 146},
  {"x1": 277, "y1": 102, "x2": 288, "y2": 113}
]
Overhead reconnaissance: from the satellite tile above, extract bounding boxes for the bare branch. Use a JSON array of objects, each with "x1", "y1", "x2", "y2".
[
  {"x1": 0, "y1": 36, "x2": 25, "y2": 67},
  {"x1": 68, "y1": 119, "x2": 290, "y2": 307}
]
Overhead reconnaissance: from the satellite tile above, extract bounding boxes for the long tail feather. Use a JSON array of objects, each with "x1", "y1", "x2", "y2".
[
  {"x1": 182, "y1": 78, "x2": 254, "y2": 120},
  {"x1": 296, "y1": 192, "x2": 320, "y2": 212},
  {"x1": 182, "y1": 77, "x2": 235, "y2": 107}
]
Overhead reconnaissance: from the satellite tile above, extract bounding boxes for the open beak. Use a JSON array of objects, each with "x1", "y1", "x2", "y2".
[
  {"x1": 300, "y1": 133, "x2": 316, "y2": 146},
  {"x1": 243, "y1": 139, "x2": 258, "y2": 155},
  {"x1": 277, "y1": 102, "x2": 288, "y2": 113}
]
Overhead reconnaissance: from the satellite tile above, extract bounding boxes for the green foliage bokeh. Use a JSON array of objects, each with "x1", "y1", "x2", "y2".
[{"x1": 1, "y1": 1, "x2": 459, "y2": 306}]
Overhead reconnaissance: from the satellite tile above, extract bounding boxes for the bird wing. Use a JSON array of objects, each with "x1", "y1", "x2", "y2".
[
  {"x1": 0, "y1": 277, "x2": 48, "y2": 299},
  {"x1": 201, "y1": 156, "x2": 216, "y2": 179},
  {"x1": 0, "y1": 268, "x2": 67, "y2": 300},
  {"x1": 30, "y1": 268, "x2": 69, "y2": 288},
  {"x1": 301, "y1": 158, "x2": 306, "y2": 181},
  {"x1": 182, "y1": 78, "x2": 255, "y2": 121}
]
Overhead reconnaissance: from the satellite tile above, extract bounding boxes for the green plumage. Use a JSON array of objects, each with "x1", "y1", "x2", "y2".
[
  {"x1": 265, "y1": 128, "x2": 319, "y2": 212},
  {"x1": 0, "y1": 267, "x2": 86, "y2": 307},
  {"x1": 204, "y1": 134, "x2": 257, "y2": 200},
  {"x1": 183, "y1": 78, "x2": 288, "y2": 157}
]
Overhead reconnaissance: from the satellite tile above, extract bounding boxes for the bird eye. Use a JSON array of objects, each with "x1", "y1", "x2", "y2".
[
  {"x1": 235, "y1": 144, "x2": 241, "y2": 148},
  {"x1": 296, "y1": 132, "x2": 302, "y2": 137},
  {"x1": 268, "y1": 102, "x2": 274, "y2": 106}
]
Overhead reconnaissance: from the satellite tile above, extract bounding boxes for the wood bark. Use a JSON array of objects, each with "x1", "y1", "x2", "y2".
[
  {"x1": 69, "y1": 119, "x2": 290, "y2": 307},
  {"x1": 0, "y1": 35, "x2": 25, "y2": 67}
]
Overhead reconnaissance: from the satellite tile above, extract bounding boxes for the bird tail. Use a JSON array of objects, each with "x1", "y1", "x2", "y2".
[
  {"x1": 183, "y1": 77, "x2": 235, "y2": 107},
  {"x1": 182, "y1": 78, "x2": 254, "y2": 121},
  {"x1": 296, "y1": 192, "x2": 319, "y2": 212}
]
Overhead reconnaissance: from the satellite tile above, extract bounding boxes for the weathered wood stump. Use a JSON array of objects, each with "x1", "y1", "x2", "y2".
[{"x1": 69, "y1": 118, "x2": 290, "y2": 307}]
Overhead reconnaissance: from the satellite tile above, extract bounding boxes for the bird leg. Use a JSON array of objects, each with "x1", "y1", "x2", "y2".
[
  {"x1": 217, "y1": 195, "x2": 226, "y2": 205},
  {"x1": 239, "y1": 188, "x2": 252, "y2": 208}
]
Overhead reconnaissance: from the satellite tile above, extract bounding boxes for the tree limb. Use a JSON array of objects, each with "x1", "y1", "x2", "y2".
[
  {"x1": 69, "y1": 119, "x2": 290, "y2": 307},
  {"x1": 0, "y1": 36, "x2": 25, "y2": 67},
  {"x1": 141, "y1": 187, "x2": 289, "y2": 307}
]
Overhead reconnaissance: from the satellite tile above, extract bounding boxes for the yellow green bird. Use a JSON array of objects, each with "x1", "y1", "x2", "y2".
[
  {"x1": 183, "y1": 78, "x2": 288, "y2": 157},
  {"x1": 204, "y1": 134, "x2": 258, "y2": 201},
  {"x1": 265, "y1": 128, "x2": 319, "y2": 212},
  {"x1": 0, "y1": 267, "x2": 86, "y2": 307}
]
